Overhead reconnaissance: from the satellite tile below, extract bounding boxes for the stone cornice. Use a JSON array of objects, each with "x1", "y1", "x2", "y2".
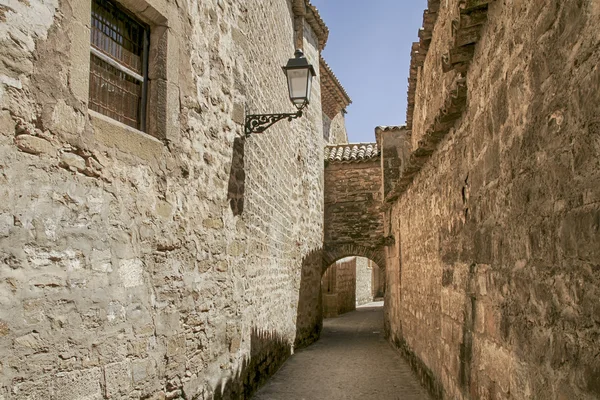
[
  {"x1": 320, "y1": 56, "x2": 352, "y2": 120},
  {"x1": 406, "y1": 1, "x2": 441, "y2": 130},
  {"x1": 384, "y1": 76, "x2": 467, "y2": 207},
  {"x1": 293, "y1": 0, "x2": 329, "y2": 50},
  {"x1": 385, "y1": 0, "x2": 496, "y2": 207}
]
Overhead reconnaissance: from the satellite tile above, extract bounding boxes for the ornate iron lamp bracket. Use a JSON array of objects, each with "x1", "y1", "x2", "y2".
[{"x1": 245, "y1": 110, "x2": 303, "y2": 136}]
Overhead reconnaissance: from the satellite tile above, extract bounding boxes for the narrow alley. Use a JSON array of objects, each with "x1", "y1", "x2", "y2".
[
  {"x1": 253, "y1": 303, "x2": 431, "y2": 400},
  {"x1": 2, "y1": 0, "x2": 599, "y2": 398}
]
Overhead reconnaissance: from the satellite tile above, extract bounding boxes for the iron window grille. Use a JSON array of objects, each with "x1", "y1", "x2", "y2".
[{"x1": 89, "y1": 0, "x2": 150, "y2": 131}]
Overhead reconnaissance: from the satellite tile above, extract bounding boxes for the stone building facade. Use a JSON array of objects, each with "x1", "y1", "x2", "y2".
[
  {"x1": 320, "y1": 57, "x2": 351, "y2": 144},
  {"x1": 380, "y1": 0, "x2": 600, "y2": 399},
  {"x1": 0, "y1": 0, "x2": 349, "y2": 399}
]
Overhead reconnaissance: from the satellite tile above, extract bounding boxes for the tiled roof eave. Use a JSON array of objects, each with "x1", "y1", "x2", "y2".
[
  {"x1": 324, "y1": 143, "x2": 380, "y2": 164},
  {"x1": 320, "y1": 57, "x2": 351, "y2": 106},
  {"x1": 325, "y1": 156, "x2": 381, "y2": 165}
]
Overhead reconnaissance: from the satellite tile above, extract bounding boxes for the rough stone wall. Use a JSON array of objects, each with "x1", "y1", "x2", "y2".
[
  {"x1": 386, "y1": 1, "x2": 600, "y2": 399},
  {"x1": 376, "y1": 126, "x2": 411, "y2": 200},
  {"x1": 323, "y1": 158, "x2": 386, "y2": 268},
  {"x1": 0, "y1": 0, "x2": 327, "y2": 399},
  {"x1": 355, "y1": 257, "x2": 372, "y2": 306},
  {"x1": 329, "y1": 113, "x2": 349, "y2": 144},
  {"x1": 322, "y1": 112, "x2": 348, "y2": 144},
  {"x1": 322, "y1": 114, "x2": 332, "y2": 141},
  {"x1": 371, "y1": 262, "x2": 384, "y2": 298},
  {"x1": 409, "y1": 3, "x2": 458, "y2": 151},
  {"x1": 321, "y1": 293, "x2": 338, "y2": 318},
  {"x1": 320, "y1": 257, "x2": 357, "y2": 317},
  {"x1": 321, "y1": 263, "x2": 337, "y2": 318},
  {"x1": 333, "y1": 257, "x2": 356, "y2": 315}
]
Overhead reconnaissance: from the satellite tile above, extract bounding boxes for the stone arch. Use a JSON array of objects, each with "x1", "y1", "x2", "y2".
[
  {"x1": 324, "y1": 143, "x2": 391, "y2": 278},
  {"x1": 322, "y1": 244, "x2": 386, "y2": 275}
]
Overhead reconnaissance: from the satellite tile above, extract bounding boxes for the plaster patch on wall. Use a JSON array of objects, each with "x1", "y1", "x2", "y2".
[
  {"x1": 0, "y1": 0, "x2": 58, "y2": 49},
  {"x1": 119, "y1": 259, "x2": 144, "y2": 288}
]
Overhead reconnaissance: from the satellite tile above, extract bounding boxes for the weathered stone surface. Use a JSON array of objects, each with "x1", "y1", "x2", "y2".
[
  {"x1": 322, "y1": 112, "x2": 349, "y2": 144},
  {"x1": 323, "y1": 153, "x2": 386, "y2": 269},
  {"x1": 53, "y1": 368, "x2": 103, "y2": 400},
  {"x1": 104, "y1": 360, "x2": 132, "y2": 398},
  {"x1": 59, "y1": 152, "x2": 86, "y2": 172},
  {"x1": 14, "y1": 134, "x2": 56, "y2": 156},
  {"x1": 0, "y1": 213, "x2": 12, "y2": 237},
  {"x1": 321, "y1": 257, "x2": 357, "y2": 317},
  {"x1": 355, "y1": 257, "x2": 373, "y2": 306},
  {"x1": 0, "y1": 0, "x2": 334, "y2": 398},
  {"x1": 385, "y1": 1, "x2": 600, "y2": 399},
  {"x1": 118, "y1": 259, "x2": 144, "y2": 288}
]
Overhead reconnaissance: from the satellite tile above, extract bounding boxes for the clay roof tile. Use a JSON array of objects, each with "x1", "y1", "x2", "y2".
[{"x1": 324, "y1": 143, "x2": 380, "y2": 164}]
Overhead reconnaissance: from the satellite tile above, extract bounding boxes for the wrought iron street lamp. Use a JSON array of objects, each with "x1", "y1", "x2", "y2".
[{"x1": 245, "y1": 49, "x2": 316, "y2": 135}]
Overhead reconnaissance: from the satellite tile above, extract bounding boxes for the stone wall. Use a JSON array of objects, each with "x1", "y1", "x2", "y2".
[
  {"x1": 334, "y1": 258, "x2": 356, "y2": 315},
  {"x1": 376, "y1": 126, "x2": 411, "y2": 200},
  {"x1": 320, "y1": 257, "x2": 357, "y2": 317},
  {"x1": 355, "y1": 257, "x2": 372, "y2": 306},
  {"x1": 371, "y1": 262, "x2": 385, "y2": 299},
  {"x1": 321, "y1": 259, "x2": 337, "y2": 318},
  {"x1": 0, "y1": 0, "x2": 331, "y2": 398},
  {"x1": 320, "y1": 56, "x2": 350, "y2": 145},
  {"x1": 323, "y1": 145, "x2": 386, "y2": 268},
  {"x1": 321, "y1": 293, "x2": 338, "y2": 319},
  {"x1": 385, "y1": 1, "x2": 600, "y2": 399},
  {"x1": 327, "y1": 112, "x2": 349, "y2": 144}
]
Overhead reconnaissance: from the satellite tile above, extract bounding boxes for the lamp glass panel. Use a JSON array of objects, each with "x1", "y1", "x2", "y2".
[
  {"x1": 305, "y1": 72, "x2": 313, "y2": 102},
  {"x1": 287, "y1": 68, "x2": 309, "y2": 104}
]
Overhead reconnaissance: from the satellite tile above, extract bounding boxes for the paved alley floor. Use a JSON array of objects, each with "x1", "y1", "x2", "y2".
[{"x1": 253, "y1": 302, "x2": 432, "y2": 400}]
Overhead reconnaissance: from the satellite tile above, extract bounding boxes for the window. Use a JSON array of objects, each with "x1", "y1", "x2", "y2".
[{"x1": 89, "y1": 0, "x2": 149, "y2": 131}]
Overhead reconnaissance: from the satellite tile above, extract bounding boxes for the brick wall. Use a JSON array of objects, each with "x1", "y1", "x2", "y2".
[
  {"x1": 0, "y1": 0, "x2": 329, "y2": 398},
  {"x1": 385, "y1": 1, "x2": 600, "y2": 399}
]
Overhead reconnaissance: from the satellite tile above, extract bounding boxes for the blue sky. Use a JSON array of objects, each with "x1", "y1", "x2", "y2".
[{"x1": 312, "y1": 1, "x2": 426, "y2": 143}]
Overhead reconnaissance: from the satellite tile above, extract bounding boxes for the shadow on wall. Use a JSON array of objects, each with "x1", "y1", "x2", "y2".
[
  {"x1": 295, "y1": 248, "x2": 324, "y2": 349},
  {"x1": 210, "y1": 248, "x2": 326, "y2": 398},
  {"x1": 227, "y1": 136, "x2": 246, "y2": 216},
  {"x1": 211, "y1": 328, "x2": 291, "y2": 400}
]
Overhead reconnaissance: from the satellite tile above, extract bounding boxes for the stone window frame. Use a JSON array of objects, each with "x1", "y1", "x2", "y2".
[{"x1": 70, "y1": 0, "x2": 179, "y2": 154}]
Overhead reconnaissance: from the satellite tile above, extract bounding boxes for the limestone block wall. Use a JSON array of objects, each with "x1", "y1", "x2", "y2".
[
  {"x1": 334, "y1": 257, "x2": 356, "y2": 315},
  {"x1": 320, "y1": 257, "x2": 357, "y2": 317},
  {"x1": 323, "y1": 156, "x2": 385, "y2": 268},
  {"x1": 0, "y1": 0, "x2": 327, "y2": 399},
  {"x1": 355, "y1": 257, "x2": 372, "y2": 306},
  {"x1": 386, "y1": 1, "x2": 600, "y2": 399},
  {"x1": 371, "y1": 262, "x2": 384, "y2": 298},
  {"x1": 376, "y1": 126, "x2": 411, "y2": 200},
  {"x1": 326, "y1": 112, "x2": 349, "y2": 144},
  {"x1": 321, "y1": 293, "x2": 338, "y2": 318}
]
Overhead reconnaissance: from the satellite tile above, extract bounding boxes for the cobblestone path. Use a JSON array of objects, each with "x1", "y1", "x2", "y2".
[{"x1": 253, "y1": 302, "x2": 432, "y2": 400}]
